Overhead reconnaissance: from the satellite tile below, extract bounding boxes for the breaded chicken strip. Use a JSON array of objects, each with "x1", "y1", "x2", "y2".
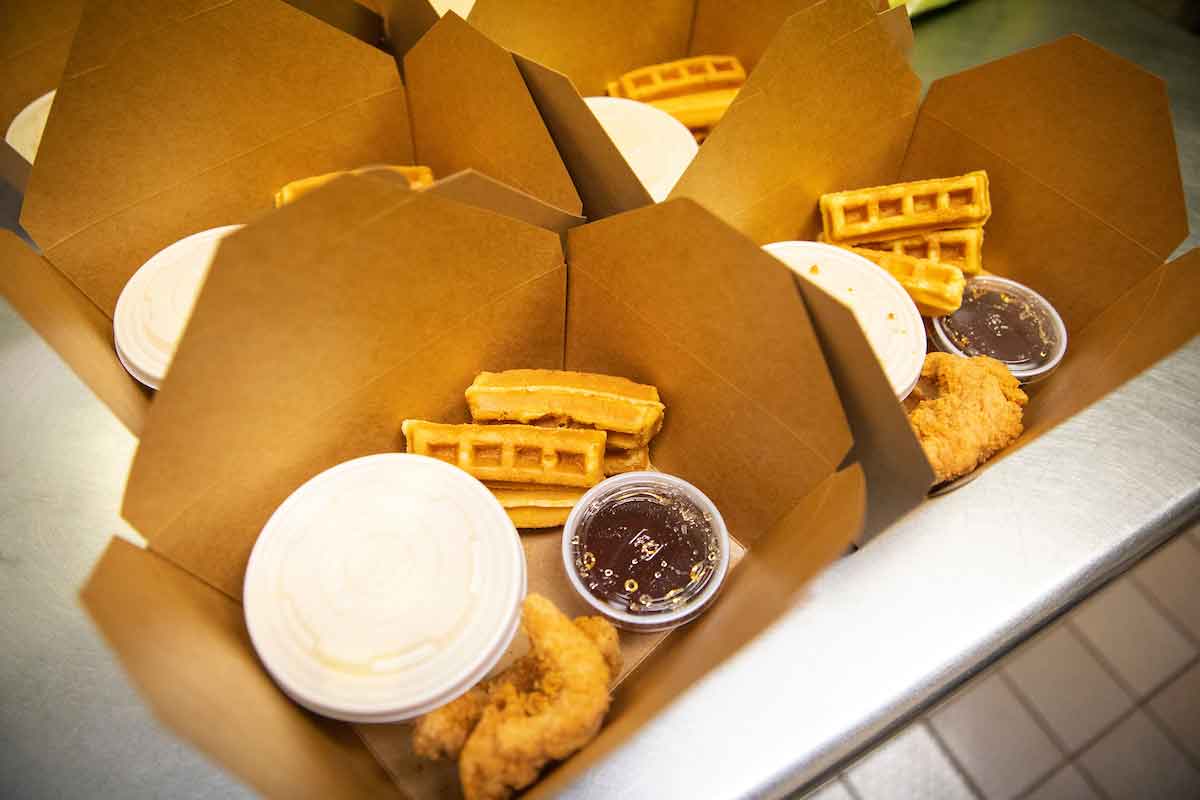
[
  {"x1": 907, "y1": 353, "x2": 1028, "y2": 483},
  {"x1": 412, "y1": 596, "x2": 620, "y2": 800}
]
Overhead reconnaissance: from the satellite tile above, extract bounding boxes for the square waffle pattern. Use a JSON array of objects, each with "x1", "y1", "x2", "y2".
[
  {"x1": 821, "y1": 171, "x2": 991, "y2": 245},
  {"x1": 402, "y1": 420, "x2": 606, "y2": 488}
]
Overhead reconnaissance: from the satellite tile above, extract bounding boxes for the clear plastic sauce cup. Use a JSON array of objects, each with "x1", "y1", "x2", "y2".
[{"x1": 563, "y1": 472, "x2": 729, "y2": 633}]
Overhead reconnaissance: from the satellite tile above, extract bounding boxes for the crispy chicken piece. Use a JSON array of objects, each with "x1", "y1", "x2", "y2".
[
  {"x1": 412, "y1": 596, "x2": 620, "y2": 800},
  {"x1": 907, "y1": 352, "x2": 1027, "y2": 483}
]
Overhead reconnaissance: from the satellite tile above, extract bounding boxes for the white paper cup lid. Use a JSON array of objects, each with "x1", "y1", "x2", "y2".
[
  {"x1": 112, "y1": 224, "x2": 243, "y2": 389},
  {"x1": 764, "y1": 241, "x2": 926, "y2": 399},
  {"x1": 5, "y1": 90, "x2": 55, "y2": 164},
  {"x1": 243, "y1": 454, "x2": 526, "y2": 722},
  {"x1": 584, "y1": 96, "x2": 698, "y2": 202}
]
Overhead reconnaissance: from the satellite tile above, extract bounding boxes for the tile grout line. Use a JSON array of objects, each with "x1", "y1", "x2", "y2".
[
  {"x1": 995, "y1": 669, "x2": 1079, "y2": 799},
  {"x1": 1128, "y1": 569, "x2": 1200, "y2": 648},
  {"x1": 1064, "y1": 617, "x2": 1143, "y2": 702},
  {"x1": 838, "y1": 774, "x2": 866, "y2": 800},
  {"x1": 920, "y1": 719, "x2": 987, "y2": 800}
]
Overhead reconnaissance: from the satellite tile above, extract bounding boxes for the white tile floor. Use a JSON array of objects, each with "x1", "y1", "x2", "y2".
[{"x1": 801, "y1": 522, "x2": 1200, "y2": 800}]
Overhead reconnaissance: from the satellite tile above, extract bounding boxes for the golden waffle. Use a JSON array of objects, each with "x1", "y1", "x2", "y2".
[
  {"x1": 485, "y1": 482, "x2": 584, "y2": 529},
  {"x1": 526, "y1": 418, "x2": 645, "y2": 451},
  {"x1": 821, "y1": 171, "x2": 991, "y2": 245},
  {"x1": 849, "y1": 247, "x2": 966, "y2": 317},
  {"x1": 647, "y1": 87, "x2": 740, "y2": 131},
  {"x1": 466, "y1": 370, "x2": 664, "y2": 447},
  {"x1": 274, "y1": 165, "x2": 434, "y2": 207},
  {"x1": 604, "y1": 447, "x2": 650, "y2": 476},
  {"x1": 607, "y1": 55, "x2": 745, "y2": 102},
  {"x1": 856, "y1": 227, "x2": 983, "y2": 275},
  {"x1": 401, "y1": 420, "x2": 606, "y2": 488}
]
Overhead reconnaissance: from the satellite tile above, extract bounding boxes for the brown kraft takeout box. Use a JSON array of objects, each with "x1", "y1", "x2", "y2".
[
  {"x1": 517, "y1": 0, "x2": 1200, "y2": 538},
  {"x1": 1, "y1": 0, "x2": 1198, "y2": 797},
  {"x1": 1, "y1": 0, "x2": 587, "y2": 434},
  {"x1": 83, "y1": 173, "x2": 866, "y2": 798}
]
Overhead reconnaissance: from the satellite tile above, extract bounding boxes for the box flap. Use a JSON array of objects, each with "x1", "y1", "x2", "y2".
[
  {"x1": 122, "y1": 176, "x2": 566, "y2": 598},
  {"x1": 565, "y1": 199, "x2": 853, "y2": 544},
  {"x1": 376, "y1": 0, "x2": 439, "y2": 64},
  {"x1": 80, "y1": 537, "x2": 403, "y2": 799},
  {"x1": 21, "y1": 0, "x2": 412, "y2": 315},
  {"x1": 670, "y1": 0, "x2": 920, "y2": 245},
  {"x1": 0, "y1": 231, "x2": 150, "y2": 434},
  {"x1": 1026, "y1": 248, "x2": 1200, "y2": 438},
  {"x1": 792, "y1": 271, "x2": 934, "y2": 540},
  {"x1": 0, "y1": 0, "x2": 82, "y2": 130},
  {"x1": 901, "y1": 107, "x2": 1163, "y2": 333},
  {"x1": 513, "y1": 55, "x2": 652, "y2": 220},
  {"x1": 528, "y1": 463, "x2": 865, "y2": 798},
  {"x1": 403, "y1": 13, "x2": 582, "y2": 216},
  {"x1": 465, "y1": 0, "x2": 695, "y2": 97},
  {"x1": 918, "y1": 35, "x2": 1187, "y2": 261},
  {"x1": 1, "y1": 139, "x2": 30, "y2": 197},
  {"x1": 425, "y1": 168, "x2": 585, "y2": 239},
  {"x1": 688, "y1": 0, "x2": 824, "y2": 70}
]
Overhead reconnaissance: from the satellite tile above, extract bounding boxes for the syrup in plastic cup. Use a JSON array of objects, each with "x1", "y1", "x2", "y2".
[
  {"x1": 563, "y1": 472, "x2": 730, "y2": 633},
  {"x1": 931, "y1": 275, "x2": 1068, "y2": 384}
]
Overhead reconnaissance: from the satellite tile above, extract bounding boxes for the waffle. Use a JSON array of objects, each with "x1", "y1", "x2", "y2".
[
  {"x1": 485, "y1": 482, "x2": 584, "y2": 529},
  {"x1": 274, "y1": 165, "x2": 434, "y2": 207},
  {"x1": 525, "y1": 417, "x2": 645, "y2": 451},
  {"x1": 821, "y1": 171, "x2": 991, "y2": 245},
  {"x1": 466, "y1": 370, "x2": 664, "y2": 447},
  {"x1": 647, "y1": 87, "x2": 739, "y2": 131},
  {"x1": 849, "y1": 247, "x2": 966, "y2": 317},
  {"x1": 856, "y1": 228, "x2": 983, "y2": 275},
  {"x1": 604, "y1": 447, "x2": 650, "y2": 476},
  {"x1": 401, "y1": 420, "x2": 605, "y2": 487},
  {"x1": 607, "y1": 55, "x2": 745, "y2": 102}
]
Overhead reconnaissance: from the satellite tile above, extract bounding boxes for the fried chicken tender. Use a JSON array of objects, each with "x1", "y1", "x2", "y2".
[
  {"x1": 412, "y1": 595, "x2": 620, "y2": 800},
  {"x1": 907, "y1": 352, "x2": 1028, "y2": 483}
]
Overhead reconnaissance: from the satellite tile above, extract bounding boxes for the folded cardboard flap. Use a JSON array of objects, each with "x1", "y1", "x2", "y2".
[
  {"x1": 670, "y1": 0, "x2": 921, "y2": 244},
  {"x1": 1, "y1": 139, "x2": 30, "y2": 207},
  {"x1": 917, "y1": 35, "x2": 1187, "y2": 262},
  {"x1": 514, "y1": 55, "x2": 652, "y2": 221},
  {"x1": 688, "y1": 0, "x2": 825, "y2": 73},
  {"x1": 0, "y1": 0, "x2": 81, "y2": 131},
  {"x1": 425, "y1": 168, "x2": 585, "y2": 239},
  {"x1": 1025, "y1": 248, "x2": 1200, "y2": 438},
  {"x1": 403, "y1": 13, "x2": 582, "y2": 216},
  {"x1": 466, "y1": 0, "x2": 695, "y2": 97},
  {"x1": 528, "y1": 463, "x2": 865, "y2": 798},
  {"x1": 0, "y1": 231, "x2": 150, "y2": 434},
  {"x1": 793, "y1": 273, "x2": 934, "y2": 540},
  {"x1": 565, "y1": 199, "x2": 854, "y2": 544},
  {"x1": 122, "y1": 177, "x2": 567, "y2": 599},
  {"x1": 80, "y1": 537, "x2": 404, "y2": 799},
  {"x1": 21, "y1": 0, "x2": 413, "y2": 316}
]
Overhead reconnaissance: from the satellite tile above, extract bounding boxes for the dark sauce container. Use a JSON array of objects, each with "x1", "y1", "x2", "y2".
[
  {"x1": 931, "y1": 275, "x2": 1067, "y2": 384},
  {"x1": 562, "y1": 472, "x2": 730, "y2": 632}
]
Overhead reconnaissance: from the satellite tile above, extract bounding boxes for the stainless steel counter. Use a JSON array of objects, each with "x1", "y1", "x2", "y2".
[{"x1": 1, "y1": 0, "x2": 1197, "y2": 798}]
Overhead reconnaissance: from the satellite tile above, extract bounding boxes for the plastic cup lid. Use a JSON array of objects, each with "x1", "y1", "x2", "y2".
[
  {"x1": 243, "y1": 453, "x2": 526, "y2": 723},
  {"x1": 562, "y1": 471, "x2": 730, "y2": 633},
  {"x1": 584, "y1": 96, "x2": 699, "y2": 202},
  {"x1": 930, "y1": 275, "x2": 1068, "y2": 384},
  {"x1": 5, "y1": 89, "x2": 55, "y2": 164},
  {"x1": 111, "y1": 224, "x2": 243, "y2": 389},
  {"x1": 764, "y1": 241, "x2": 926, "y2": 399}
]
